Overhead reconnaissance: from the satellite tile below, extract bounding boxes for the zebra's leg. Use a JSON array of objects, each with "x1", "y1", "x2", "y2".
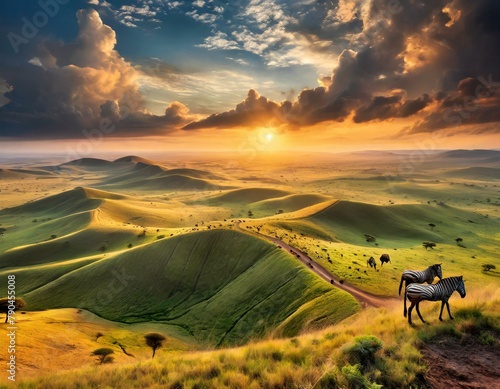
[
  {"x1": 415, "y1": 302, "x2": 426, "y2": 324},
  {"x1": 439, "y1": 301, "x2": 444, "y2": 321},
  {"x1": 407, "y1": 302, "x2": 415, "y2": 325},
  {"x1": 448, "y1": 304, "x2": 454, "y2": 320}
]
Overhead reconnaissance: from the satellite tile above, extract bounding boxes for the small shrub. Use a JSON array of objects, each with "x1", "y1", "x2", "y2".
[
  {"x1": 127, "y1": 243, "x2": 133, "y2": 248},
  {"x1": 157, "y1": 235, "x2": 165, "y2": 240},
  {"x1": 344, "y1": 336, "x2": 383, "y2": 370},
  {"x1": 270, "y1": 350, "x2": 283, "y2": 361},
  {"x1": 455, "y1": 307, "x2": 498, "y2": 333},
  {"x1": 203, "y1": 366, "x2": 221, "y2": 379},
  {"x1": 50, "y1": 234, "x2": 57, "y2": 240},
  {"x1": 341, "y1": 364, "x2": 382, "y2": 389},
  {"x1": 364, "y1": 234, "x2": 376, "y2": 243},
  {"x1": 479, "y1": 331, "x2": 496, "y2": 346}
]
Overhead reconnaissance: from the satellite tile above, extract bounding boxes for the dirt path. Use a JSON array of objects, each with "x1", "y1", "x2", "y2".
[
  {"x1": 421, "y1": 334, "x2": 500, "y2": 389},
  {"x1": 235, "y1": 222, "x2": 395, "y2": 308}
]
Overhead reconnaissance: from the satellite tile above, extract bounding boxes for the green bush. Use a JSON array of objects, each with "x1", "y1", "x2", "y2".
[
  {"x1": 341, "y1": 364, "x2": 382, "y2": 389},
  {"x1": 270, "y1": 351, "x2": 283, "y2": 361},
  {"x1": 344, "y1": 336, "x2": 383, "y2": 370}
]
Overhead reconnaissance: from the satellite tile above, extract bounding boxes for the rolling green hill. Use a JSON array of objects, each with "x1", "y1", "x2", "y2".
[
  {"x1": 250, "y1": 194, "x2": 332, "y2": 215},
  {"x1": 443, "y1": 166, "x2": 500, "y2": 180},
  {"x1": 0, "y1": 188, "x2": 134, "y2": 257},
  {"x1": 208, "y1": 188, "x2": 292, "y2": 204},
  {"x1": 304, "y1": 200, "x2": 496, "y2": 248},
  {"x1": 22, "y1": 229, "x2": 359, "y2": 346}
]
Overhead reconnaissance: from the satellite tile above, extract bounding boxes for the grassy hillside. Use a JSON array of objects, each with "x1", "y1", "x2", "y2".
[
  {"x1": 208, "y1": 188, "x2": 292, "y2": 204},
  {"x1": 443, "y1": 166, "x2": 500, "y2": 180},
  {"x1": 21, "y1": 229, "x2": 359, "y2": 346},
  {"x1": 250, "y1": 194, "x2": 332, "y2": 216},
  {"x1": 307, "y1": 200, "x2": 496, "y2": 248},
  {"x1": 13, "y1": 285, "x2": 499, "y2": 389},
  {"x1": 0, "y1": 188, "x2": 134, "y2": 256},
  {"x1": 0, "y1": 187, "x2": 101, "y2": 217}
]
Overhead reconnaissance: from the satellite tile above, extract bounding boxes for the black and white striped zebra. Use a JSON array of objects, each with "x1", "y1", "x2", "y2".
[
  {"x1": 399, "y1": 264, "x2": 443, "y2": 317},
  {"x1": 405, "y1": 276, "x2": 466, "y2": 325}
]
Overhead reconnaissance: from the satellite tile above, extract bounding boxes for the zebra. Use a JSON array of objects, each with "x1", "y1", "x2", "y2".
[
  {"x1": 399, "y1": 264, "x2": 443, "y2": 317},
  {"x1": 380, "y1": 254, "x2": 391, "y2": 266},
  {"x1": 367, "y1": 256, "x2": 377, "y2": 270},
  {"x1": 405, "y1": 276, "x2": 466, "y2": 325}
]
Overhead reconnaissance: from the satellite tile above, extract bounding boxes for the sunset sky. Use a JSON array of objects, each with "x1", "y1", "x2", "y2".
[{"x1": 0, "y1": 0, "x2": 499, "y2": 155}]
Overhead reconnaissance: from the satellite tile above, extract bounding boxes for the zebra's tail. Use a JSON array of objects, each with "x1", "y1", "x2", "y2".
[{"x1": 403, "y1": 291, "x2": 408, "y2": 317}]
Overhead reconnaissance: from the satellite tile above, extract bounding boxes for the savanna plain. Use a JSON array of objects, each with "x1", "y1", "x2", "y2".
[{"x1": 0, "y1": 150, "x2": 499, "y2": 388}]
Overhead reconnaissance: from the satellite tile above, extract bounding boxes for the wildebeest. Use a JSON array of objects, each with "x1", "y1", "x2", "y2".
[
  {"x1": 367, "y1": 256, "x2": 377, "y2": 270},
  {"x1": 380, "y1": 254, "x2": 391, "y2": 266}
]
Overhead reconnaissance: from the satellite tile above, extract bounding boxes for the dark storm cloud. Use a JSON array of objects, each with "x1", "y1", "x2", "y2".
[
  {"x1": 186, "y1": 0, "x2": 500, "y2": 133},
  {"x1": 0, "y1": 9, "x2": 194, "y2": 139},
  {"x1": 183, "y1": 89, "x2": 286, "y2": 130},
  {"x1": 401, "y1": 76, "x2": 500, "y2": 135},
  {"x1": 1, "y1": 0, "x2": 499, "y2": 138}
]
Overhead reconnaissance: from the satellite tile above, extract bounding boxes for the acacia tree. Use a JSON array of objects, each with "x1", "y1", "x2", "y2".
[
  {"x1": 91, "y1": 348, "x2": 114, "y2": 364},
  {"x1": 0, "y1": 298, "x2": 26, "y2": 323},
  {"x1": 145, "y1": 332, "x2": 166, "y2": 359},
  {"x1": 428, "y1": 223, "x2": 436, "y2": 231},
  {"x1": 455, "y1": 238, "x2": 464, "y2": 247},
  {"x1": 482, "y1": 264, "x2": 496, "y2": 272}
]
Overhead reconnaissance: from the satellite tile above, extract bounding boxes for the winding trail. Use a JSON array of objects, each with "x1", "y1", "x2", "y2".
[{"x1": 236, "y1": 217, "x2": 395, "y2": 309}]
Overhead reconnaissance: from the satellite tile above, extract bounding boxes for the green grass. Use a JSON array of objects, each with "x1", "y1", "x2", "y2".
[
  {"x1": 206, "y1": 188, "x2": 292, "y2": 204},
  {"x1": 249, "y1": 194, "x2": 332, "y2": 217},
  {"x1": 307, "y1": 200, "x2": 496, "y2": 248},
  {"x1": 19, "y1": 229, "x2": 359, "y2": 347}
]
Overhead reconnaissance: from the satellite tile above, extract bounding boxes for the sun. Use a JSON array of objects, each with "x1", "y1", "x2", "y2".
[{"x1": 265, "y1": 133, "x2": 274, "y2": 141}]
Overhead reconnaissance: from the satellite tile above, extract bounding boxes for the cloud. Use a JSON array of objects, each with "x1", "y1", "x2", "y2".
[
  {"x1": 401, "y1": 77, "x2": 500, "y2": 135},
  {"x1": 183, "y1": 89, "x2": 286, "y2": 130},
  {"x1": 197, "y1": 32, "x2": 239, "y2": 50},
  {"x1": 353, "y1": 93, "x2": 432, "y2": 123},
  {"x1": 188, "y1": 0, "x2": 500, "y2": 133},
  {"x1": 96, "y1": 1, "x2": 163, "y2": 28},
  {"x1": 0, "y1": 9, "x2": 194, "y2": 139}
]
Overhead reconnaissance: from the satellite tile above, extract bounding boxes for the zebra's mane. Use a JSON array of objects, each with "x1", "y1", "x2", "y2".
[{"x1": 435, "y1": 276, "x2": 462, "y2": 286}]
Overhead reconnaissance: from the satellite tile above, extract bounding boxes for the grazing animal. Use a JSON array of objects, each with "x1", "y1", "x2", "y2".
[
  {"x1": 379, "y1": 254, "x2": 391, "y2": 266},
  {"x1": 405, "y1": 276, "x2": 466, "y2": 325},
  {"x1": 399, "y1": 264, "x2": 443, "y2": 317},
  {"x1": 367, "y1": 256, "x2": 377, "y2": 270}
]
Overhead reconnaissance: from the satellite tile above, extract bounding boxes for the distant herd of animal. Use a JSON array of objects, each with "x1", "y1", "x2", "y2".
[{"x1": 366, "y1": 255, "x2": 466, "y2": 325}]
